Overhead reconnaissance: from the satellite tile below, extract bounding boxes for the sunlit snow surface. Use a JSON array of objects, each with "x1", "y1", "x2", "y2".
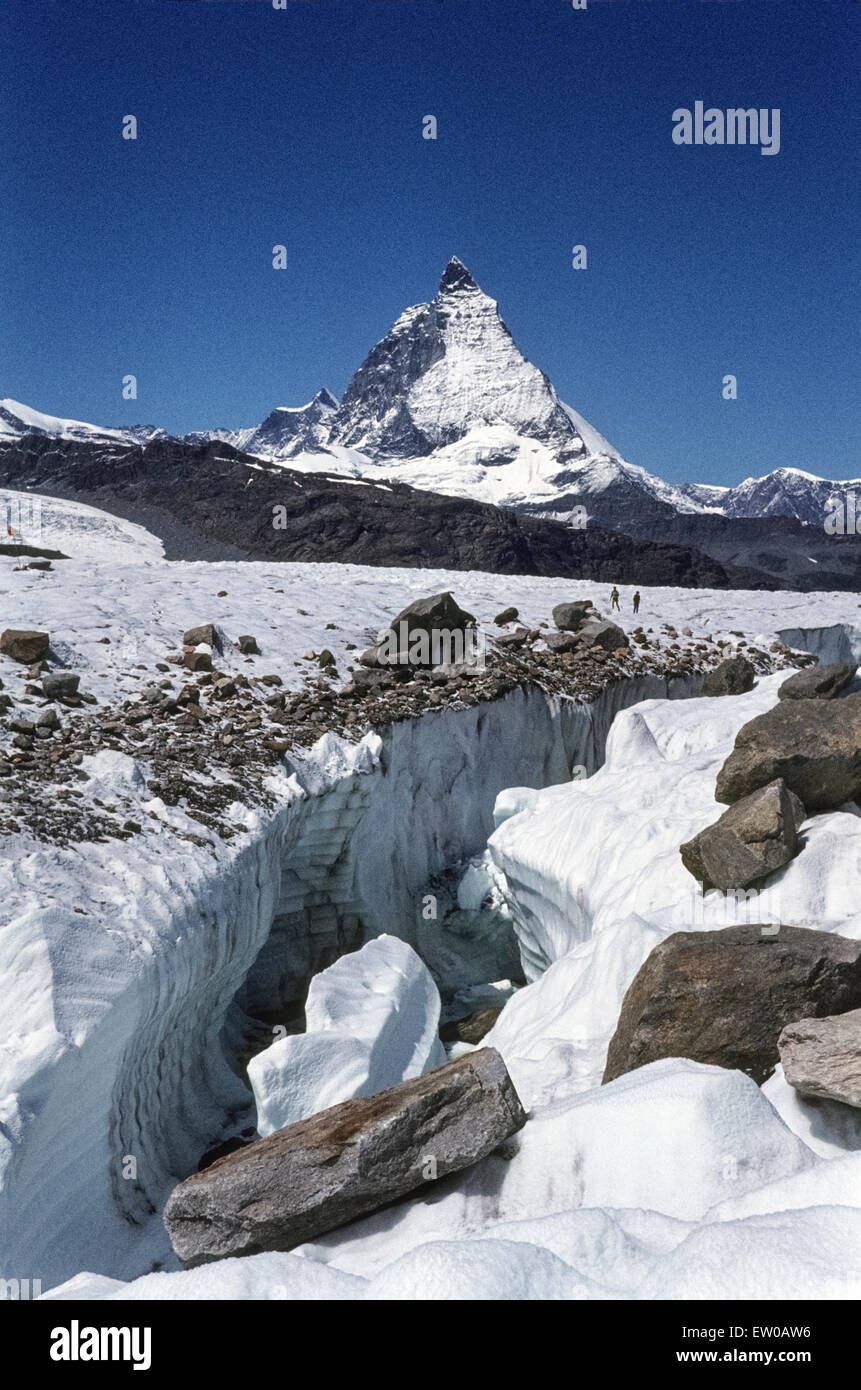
[{"x1": 0, "y1": 503, "x2": 859, "y2": 1300}]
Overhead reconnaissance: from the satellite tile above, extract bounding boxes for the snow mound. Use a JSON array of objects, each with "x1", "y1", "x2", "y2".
[{"x1": 248, "y1": 935, "x2": 445, "y2": 1133}]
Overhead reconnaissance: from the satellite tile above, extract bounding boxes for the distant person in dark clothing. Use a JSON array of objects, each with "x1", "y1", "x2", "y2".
[
  {"x1": 610, "y1": 587, "x2": 620, "y2": 611},
  {"x1": 633, "y1": 591, "x2": 641, "y2": 614}
]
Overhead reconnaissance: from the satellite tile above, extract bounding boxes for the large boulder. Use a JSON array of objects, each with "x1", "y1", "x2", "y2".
[
  {"x1": 701, "y1": 654, "x2": 755, "y2": 697},
  {"x1": 603, "y1": 925, "x2": 861, "y2": 1087},
  {"x1": 778, "y1": 663, "x2": 857, "y2": 701},
  {"x1": 362, "y1": 591, "x2": 476, "y2": 669},
  {"x1": 183, "y1": 623, "x2": 218, "y2": 649},
  {"x1": 551, "y1": 600, "x2": 593, "y2": 633},
  {"x1": 577, "y1": 619, "x2": 627, "y2": 653},
  {"x1": 679, "y1": 779, "x2": 806, "y2": 891},
  {"x1": 248, "y1": 936, "x2": 446, "y2": 1134},
  {"x1": 41, "y1": 671, "x2": 80, "y2": 700},
  {"x1": 778, "y1": 1009, "x2": 861, "y2": 1109},
  {"x1": 164, "y1": 1048, "x2": 526, "y2": 1267},
  {"x1": 0, "y1": 629, "x2": 49, "y2": 663},
  {"x1": 715, "y1": 695, "x2": 861, "y2": 811}
]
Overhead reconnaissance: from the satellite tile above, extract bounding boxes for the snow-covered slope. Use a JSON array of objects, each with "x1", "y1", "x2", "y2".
[
  {"x1": 0, "y1": 398, "x2": 163, "y2": 447},
  {"x1": 717, "y1": 467, "x2": 861, "y2": 524},
  {"x1": 183, "y1": 388, "x2": 338, "y2": 460},
  {"x1": 0, "y1": 488, "x2": 164, "y2": 562}
]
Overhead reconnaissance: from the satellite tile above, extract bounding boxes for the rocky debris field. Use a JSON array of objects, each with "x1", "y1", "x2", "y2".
[{"x1": 0, "y1": 590, "x2": 805, "y2": 848}]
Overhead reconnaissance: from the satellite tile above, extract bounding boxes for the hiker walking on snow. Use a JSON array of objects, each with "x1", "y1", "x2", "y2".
[
  {"x1": 633, "y1": 591, "x2": 641, "y2": 615},
  {"x1": 610, "y1": 587, "x2": 620, "y2": 612}
]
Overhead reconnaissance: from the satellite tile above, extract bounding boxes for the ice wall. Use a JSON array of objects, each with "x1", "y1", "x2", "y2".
[{"x1": 0, "y1": 670, "x2": 705, "y2": 1289}]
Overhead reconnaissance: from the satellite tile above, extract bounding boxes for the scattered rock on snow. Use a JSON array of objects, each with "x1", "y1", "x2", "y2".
[
  {"x1": 577, "y1": 619, "x2": 627, "y2": 653},
  {"x1": 0, "y1": 629, "x2": 49, "y2": 663},
  {"x1": 41, "y1": 671, "x2": 81, "y2": 699},
  {"x1": 183, "y1": 623, "x2": 218, "y2": 650},
  {"x1": 551, "y1": 600, "x2": 593, "y2": 633},
  {"x1": 184, "y1": 647, "x2": 213, "y2": 673},
  {"x1": 362, "y1": 591, "x2": 476, "y2": 668},
  {"x1": 701, "y1": 654, "x2": 755, "y2": 697}
]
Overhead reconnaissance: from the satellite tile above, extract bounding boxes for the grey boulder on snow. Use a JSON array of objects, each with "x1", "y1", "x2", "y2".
[
  {"x1": 778, "y1": 662, "x2": 858, "y2": 701},
  {"x1": 164, "y1": 1048, "x2": 527, "y2": 1268},
  {"x1": 603, "y1": 924, "x2": 861, "y2": 1087},
  {"x1": 680, "y1": 778, "x2": 806, "y2": 891},
  {"x1": 778, "y1": 1009, "x2": 861, "y2": 1110},
  {"x1": 701, "y1": 654, "x2": 755, "y2": 697},
  {"x1": 716, "y1": 694, "x2": 861, "y2": 811}
]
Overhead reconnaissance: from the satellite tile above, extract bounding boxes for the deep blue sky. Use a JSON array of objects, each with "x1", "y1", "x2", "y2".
[{"x1": 1, "y1": 0, "x2": 858, "y2": 486}]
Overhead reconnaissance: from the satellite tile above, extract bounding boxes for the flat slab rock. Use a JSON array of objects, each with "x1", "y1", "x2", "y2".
[
  {"x1": 778, "y1": 1008, "x2": 861, "y2": 1109},
  {"x1": 164, "y1": 1047, "x2": 526, "y2": 1268},
  {"x1": 715, "y1": 694, "x2": 861, "y2": 812},
  {"x1": 603, "y1": 924, "x2": 861, "y2": 1087}
]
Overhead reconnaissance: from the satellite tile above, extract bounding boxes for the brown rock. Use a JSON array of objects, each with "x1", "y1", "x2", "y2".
[
  {"x1": 184, "y1": 648, "x2": 212, "y2": 673},
  {"x1": 183, "y1": 624, "x2": 217, "y2": 649},
  {"x1": 603, "y1": 924, "x2": 861, "y2": 1086},
  {"x1": 715, "y1": 695, "x2": 861, "y2": 811},
  {"x1": 440, "y1": 1007, "x2": 503, "y2": 1045},
  {"x1": 0, "y1": 630, "x2": 49, "y2": 663}
]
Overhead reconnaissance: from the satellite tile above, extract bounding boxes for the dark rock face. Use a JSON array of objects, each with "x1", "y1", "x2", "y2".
[
  {"x1": 552, "y1": 600, "x2": 594, "y2": 633},
  {"x1": 701, "y1": 655, "x2": 755, "y2": 697},
  {"x1": 778, "y1": 663, "x2": 857, "y2": 701},
  {"x1": 236, "y1": 635, "x2": 259, "y2": 655},
  {"x1": 164, "y1": 1048, "x2": 526, "y2": 1268},
  {"x1": 0, "y1": 629, "x2": 49, "y2": 663},
  {"x1": 494, "y1": 607, "x2": 519, "y2": 626},
  {"x1": 779, "y1": 1009, "x2": 861, "y2": 1109},
  {"x1": 603, "y1": 925, "x2": 861, "y2": 1086},
  {"x1": 598, "y1": 505, "x2": 861, "y2": 595},
  {"x1": 679, "y1": 779, "x2": 806, "y2": 891},
  {"x1": 715, "y1": 695, "x2": 861, "y2": 812},
  {"x1": 439, "y1": 1007, "x2": 503, "y2": 1046}
]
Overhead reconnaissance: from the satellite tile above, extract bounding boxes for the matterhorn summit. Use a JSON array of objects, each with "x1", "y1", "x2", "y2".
[{"x1": 327, "y1": 256, "x2": 587, "y2": 464}]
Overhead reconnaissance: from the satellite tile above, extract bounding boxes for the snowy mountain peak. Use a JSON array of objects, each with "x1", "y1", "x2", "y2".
[
  {"x1": 325, "y1": 260, "x2": 590, "y2": 463},
  {"x1": 0, "y1": 398, "x2": 161, "y2": 446},
  {"x1": 439, "y1": 256, "x2": 481, "y2": 295}
]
